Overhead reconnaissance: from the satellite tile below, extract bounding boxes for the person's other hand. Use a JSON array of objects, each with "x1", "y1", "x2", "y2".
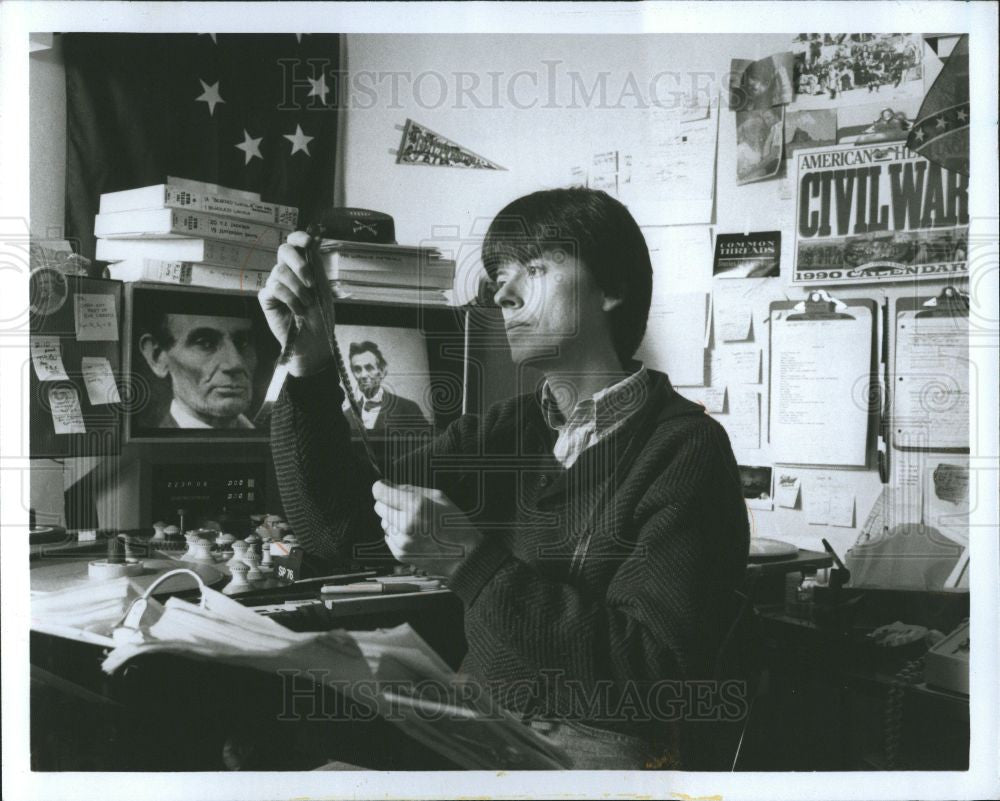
[
  {"x1": 372, "y1": 480, "x2": 483, "y2": 578},
  {"x1": 258, "y1": 230, "x2": 332, "y2": 377}
]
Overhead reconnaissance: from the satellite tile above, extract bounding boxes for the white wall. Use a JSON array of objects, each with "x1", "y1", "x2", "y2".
[
  {"x1": 341, "y1": 33, "x2": 769, "y2": 291},
  {"x1": 29, "y1": 39, "x2": 68, "y2": 525},
  {"x1": 29, "y1": 39, "x2": 66, "y2": 240}
]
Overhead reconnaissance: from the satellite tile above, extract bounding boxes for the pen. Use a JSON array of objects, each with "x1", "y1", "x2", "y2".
[
  {"x1": 821, "y1": 538, "x2": 847, "y2": 571},
  {"x1": 320, "y1": 582, "x2": 423, "y2": 594}
]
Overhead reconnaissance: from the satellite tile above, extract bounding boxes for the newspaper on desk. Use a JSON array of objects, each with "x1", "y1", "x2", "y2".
[{"x1": 67, "y1": 582, "x2": 569, "y2": 769}]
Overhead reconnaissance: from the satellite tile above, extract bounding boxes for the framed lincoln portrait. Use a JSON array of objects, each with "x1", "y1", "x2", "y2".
[{"x1": 123, "y1": 283, "x2": 279, "y2": 441}]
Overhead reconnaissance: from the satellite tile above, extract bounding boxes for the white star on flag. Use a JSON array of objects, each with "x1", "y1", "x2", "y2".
[
  {"x1": 283, "y1": 124, "x2": 314, "y2": 156},
  {"x1": 295, "y1": 34, "x2": 304, "y2": 43},
  {"x1": 914, "y1": 128, "x2": 926, "y2": 142},
  {"x1": 235, "y1": 129, "x2": 263, "y2": 165},
  {"x1": 935, "y1": 116, "x2": 948, "y2": 129},
  {"x1": 195, "y1": 79, "x2": 225, "y2": 116},
  {"x1": 956, "y1": 108, "x2": 968, "y2": 122},
  {"x1": 308, "y1": 74, "x2": 329, "y2": 104},
  {"x1": 200, "y1": 34, "x2": 217, "y2": 44}
]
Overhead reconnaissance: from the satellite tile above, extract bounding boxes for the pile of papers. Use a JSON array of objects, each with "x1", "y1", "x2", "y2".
[{"x1": 93, "y1": 584, "x2": 568, "y2": 769}]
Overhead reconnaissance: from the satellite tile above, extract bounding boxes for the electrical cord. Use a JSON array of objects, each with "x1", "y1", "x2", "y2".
[{"x1": 883, "y1": 655, "x2": 925, "y2": 769}]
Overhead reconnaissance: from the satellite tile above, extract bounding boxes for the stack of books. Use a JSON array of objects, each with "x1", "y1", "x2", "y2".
[
  {"x1": 96, "y1": 178, "x2": 456, "y2": 306},
  {"x1": 319, "y1": 240, "x2": 456, "y2": 306},
  {"x1": 95, "y1": 177, "x2": 297, "y2": 292}
]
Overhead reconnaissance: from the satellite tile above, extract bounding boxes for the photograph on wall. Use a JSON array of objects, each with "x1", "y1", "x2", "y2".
[
  {"x1": 837, "y1": 97, "x2": 921, "y2": 144},
  {"x1": 784, "y1": 109, "x2": 837, "y2": 158},
  {"x1": 790, "y1": 33, "x2": 924, "y2": 109},
  {"x1": 126, "y1": 285, "x2": 279, "y2": 437},
  {"x1": 334, "y1": 323, "x2": 434, "y2": 437},
  {"x1": 713, "y1": 231, "x2": 781, "y2": 278},
  {"x1": 924, "y1": 460, "x2": 970, "y2": 547},
  {"x1": 793, "y1": 142, "x2": 969, "y2": 284},
  {"x1": 733, "y1": 52, "x2": 796, "y2": 112},
  {"x1": 736, "y1": 106, "x2": 784, "y2": 184},
  {"x1": 738, "y1": 464, "x2": 774, "y2": 511}
]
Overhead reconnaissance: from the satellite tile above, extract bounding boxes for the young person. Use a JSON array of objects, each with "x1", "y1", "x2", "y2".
[{"x1": 260, "y1": 187, "x2": 750, "y2": 769}]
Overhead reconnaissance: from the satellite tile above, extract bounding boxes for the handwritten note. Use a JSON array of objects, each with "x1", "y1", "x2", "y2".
[
  {"x1": 725, "y1": 388, "x2": 761, "y2": 451},
  {"x1": 80, "y1": 356, "x2": 121, "y2": 405},
  {"x1": 74, "y1": 293, "x2": 118, "y2": 341},
  {"x1": 722, "y1": 345, "x2": 762, "y2": 384},
  {"x1": 30, "y1": 336, "x2": 69, "y2": 381},
  {"x1": 677, "y1": 386, "x2": 727, "y2": 413},
  {"x1": 636, "y1": 292, "x2": 708, "y2": 386},
  {"x1": 715, "y1": 304, "x2": 753, "y2": 342},
  {"x1": 894, "y1": 313, "x2": 969, "y2": 449},
  {"x1": 806, "y1": 475, "x2": 855, "y2": 527},
  {"x1": 49, "y1": 386, "x2": 86, "y2": 434},
  {"x1": 643, "y1": 226, "x2": 713, "y2": 292}
]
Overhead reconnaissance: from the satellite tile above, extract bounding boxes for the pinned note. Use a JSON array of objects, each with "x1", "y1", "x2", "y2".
[
  {"x1": 677, "y1": 386, "x2": 727, "y2": 414},
  {"x1": 726, "y1": 388, "x2": 761, "y2": 451},
  {"x1": 776, "y1": 473, "x2": 801, "y2": 508},
  {"x1": 74, "y1": 293, "x2": 118, "y2": 341},
  {"x1": 636, "y1": 292, "x2": 708, "y2": 386},
  {"x1": 30, "y1": 336, "x2": 69, "y2": 381},
  {"x1": 722, "y1": 345, "x2": 762, "y2": 384},
  {"x1": 80, "y1": 356, "x2": 121, "y2": 405},
  {"x1": 715, "y1": 304, "x2": 753, "y2": 342},
  {"x1": 49, "y1": 386, "x2": 86, "y2": 434},
  {"x1": 806, "y1": 476, "x2": 855, "y2": 527}
]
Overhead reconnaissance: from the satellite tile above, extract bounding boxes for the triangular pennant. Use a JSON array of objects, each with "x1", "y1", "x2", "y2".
[
  {"x1": 396, "y1": 119, "x2": 506, "y2": 170},
  {"x1": 906, "y1": 34, "x2": 969, "y2": 176}
]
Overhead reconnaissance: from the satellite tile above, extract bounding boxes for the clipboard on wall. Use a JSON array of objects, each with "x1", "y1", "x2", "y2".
[
  {"x1": 891, "y1": 286, "x2": 970, "y2": 452},
  {"x1": 768, "y1": 290, "x2": 879, "y2": 467}
]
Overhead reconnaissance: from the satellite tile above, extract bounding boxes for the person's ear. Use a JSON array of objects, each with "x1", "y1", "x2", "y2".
[
  {"x1": 139, "y1": 334, "x2": 171, "y2": 379},
  {"x1": 601, "y1": 292, "x2": 624, "y2": 312}
]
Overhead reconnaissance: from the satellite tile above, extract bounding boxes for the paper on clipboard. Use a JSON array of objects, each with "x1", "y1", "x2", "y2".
[
  {"x1": 892, "y1": 311, "x2": 969, "y2": 450},
  {"x1": 770, "y1": 303, "x2": 873, "y2": 466}
]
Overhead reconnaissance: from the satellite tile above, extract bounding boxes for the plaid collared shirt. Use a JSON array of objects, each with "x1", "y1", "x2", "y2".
[{"x1": 540, "y1": 365, "x2": 651, "y2": 468}]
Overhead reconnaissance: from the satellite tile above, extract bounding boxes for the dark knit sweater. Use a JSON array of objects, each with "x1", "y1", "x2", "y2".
[{"x1": 272, "y1": 364, "x2": 750, "y2": 739}]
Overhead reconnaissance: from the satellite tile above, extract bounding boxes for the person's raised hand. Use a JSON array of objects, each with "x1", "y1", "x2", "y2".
[
  {"x1": 372, "y1": 480, "x2": 483, "y2": 578},
  {"x1": 258, "y1": 229, "x2": 332, "y2": 377}
]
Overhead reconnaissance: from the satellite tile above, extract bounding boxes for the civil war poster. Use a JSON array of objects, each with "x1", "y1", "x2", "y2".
[{"x1": 793, "y1": 142, "x2": 968, "y2": 285}]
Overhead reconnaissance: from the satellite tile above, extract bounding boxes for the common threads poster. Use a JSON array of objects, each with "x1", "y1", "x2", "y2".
[
  {"x1": 793, "y1": 142, "x2": 968, "y2": 284},
  {"x1": 714, "y1": 231, "x2": 781, "y2": 278}
]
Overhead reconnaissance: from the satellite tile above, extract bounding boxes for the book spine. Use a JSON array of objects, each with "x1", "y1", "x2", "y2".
[
  {"x1": 332, "y1": 269, "x2": 453, "y2": 289},
  {"x1": 332, "y1": 282, "x2": 450, "y2": 305},
  {"x1": 96, "y1": 237, "x2": 276, "y2": 272},
  {"x1": 162, "y1": 187, "x2": 298, "y2": 229},
  {"x1": 167, "y1": 210, "x2": 285, "y2": 248},
  {"x1": 200, "y1": 240, "x2": 277, "y2": 272},
  {"x1": 166, "y1": 176, "x2": 261, "y2": 202},
  {"x1": 322, "y1": 251, "x2": 456, "y2": 275},
  {"x1": 96, "y1": 209, "x2": 285, "y2": 249},
  {"x1": 110, "y1": 260, "x2": 270, "y2": 291}
]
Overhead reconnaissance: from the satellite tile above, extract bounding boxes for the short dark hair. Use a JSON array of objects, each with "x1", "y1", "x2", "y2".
[
  {"x1": 349, "y1": 340, "x2": 387, "y2": 369},
  {"x1": 481, "y1": 187, "x2": 652, "y2": 365}
]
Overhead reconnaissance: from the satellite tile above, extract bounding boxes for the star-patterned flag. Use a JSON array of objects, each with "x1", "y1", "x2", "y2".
[
  {"x1": 64, "y1": 33, "x2": 341, "y2": 260},
  {"x1": 906, "y1": 34, "x2": 969, "y2": 176}
]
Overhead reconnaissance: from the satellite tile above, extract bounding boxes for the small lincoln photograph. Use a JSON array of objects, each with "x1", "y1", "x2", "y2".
[
  {"x1": 334, "y1": 323, "x2": 434, "y2": 436},
  {"x1": 126, "y1": 285, "x2": 279, "y2": 437}
]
